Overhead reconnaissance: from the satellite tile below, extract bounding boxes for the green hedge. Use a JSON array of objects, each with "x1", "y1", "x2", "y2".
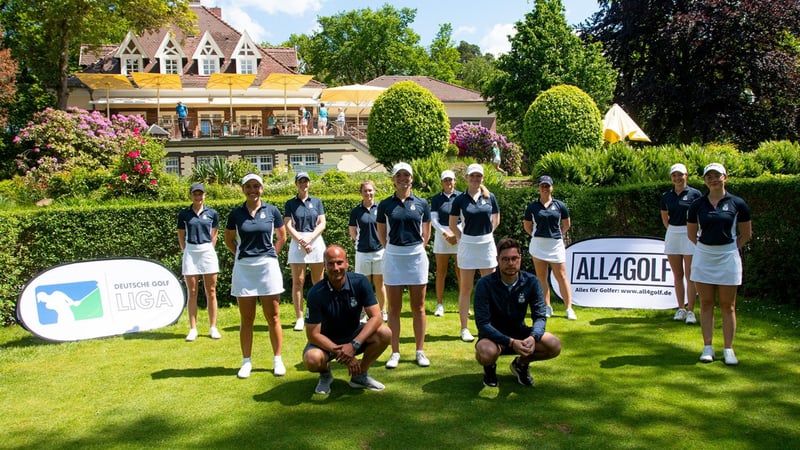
[{"x1": 3, "y1": 177, "x2": 799, "y2": 325}]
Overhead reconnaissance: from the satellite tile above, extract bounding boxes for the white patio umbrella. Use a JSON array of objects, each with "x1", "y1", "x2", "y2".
[
  {"x1": 320, "y1": 84, "x2": 386, "y2": 126},
  {"x1": 603, "y1": 104, "x2": 651, "y2": 143}
]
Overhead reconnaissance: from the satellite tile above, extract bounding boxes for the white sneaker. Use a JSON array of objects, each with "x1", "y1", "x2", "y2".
[
  {"x1": 723, "y1": 348, "x2": 739, "y2": 366},
  {"x1": 382, "y1": 310, "x2": 388, "y2": 322},
  {"x1": 359, "y1": 311, "x2": 368, "y2": 324},
  {"x1": 566, "y1": 308, "x2": 577, "y2": 320},
  {"x1": 545, "y1": 305, "x2": 553, "y2": 318},
  {"x1": 273, "y1": 356, "x2": 286, "y2": 376},
  {"x1": 349, "y1": 373, "x2": 385, "y2": 391},
  {"x1": 699, "y1": 345, "x2": 715, "y2": 363},
  {"x1": 385, "y1": 352, "x2": 400, "y2": 369},
  {"x1": 209, "y1": 327, "x2": 222, "y2": 339},
  {"x1": 237, "y1": 361, "x2": 252, "y2": 379},
  {"x1": 293, "y1": 318, "x2": 305, "y2": 331},
  {"x1": 673, "y1": 308, "x2": 687, "y2": 321},
  {"x1": 434, "y1": 304, "x2": 444, "y2": 316},
  {"x1": 185, "y1": 328, "x2": 198, "y2": 342},
  {"x1": 460, "y1": 328, "x2": 475, "y2": 342},
  {"x1": 415, "y1": 350, "x2": 430, "y2": 367},
  {"x1": 685, "y1": 311, "x2": 697, "y2": 325}
]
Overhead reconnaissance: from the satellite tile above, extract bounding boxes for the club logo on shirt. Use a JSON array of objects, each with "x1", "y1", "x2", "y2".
[
  {"x1": 350, "y1": 297, "x2": 357, "y2": 308},
  {"x1": 681, "y1": 195, "x2": 688, "y2": 201},
  {"x1": 260, "y1": 212, "x2": 265, "y2": 219},
  {"x1": 722, "y1": 203, "x2": 729, "y2": 211},
  {"x1": 551, "y1": 204, "x2": 557, "y2": 210},
  {"x1": 410, "y1": 204, "x2": 416, "y2": 211},
  {"x1": 518, "y1": 293, "x2": 525, "y2": 304}
]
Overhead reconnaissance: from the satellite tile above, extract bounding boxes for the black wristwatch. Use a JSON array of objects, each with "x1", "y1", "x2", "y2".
[{"x1": 351, "y1": 340, "x2": 362, "y2": 350}]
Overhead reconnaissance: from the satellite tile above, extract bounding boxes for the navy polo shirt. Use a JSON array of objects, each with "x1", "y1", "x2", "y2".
[
  {"x1": 177, "y1": 205, "x2": 219, "y2": 245},
  {"x1": 348, "y1": 202, "x2": 383, "y2": 253},
  {"x1": 661, "y1": 187, "x2": 703, "y2": 226},
  {"x1": 225, "y1": 202, "x2": 284, "y2": 259},
  {"x1": 524, "y1": 199, "x2": 570, "y2": 239},
  {"x1": 377, "y1": 193, "x2": 431, "y2": 246},
  {"x1": 306, "y1": 272, "x2": 378, "y2": 344},
  {"x1": 430, "y1": 190, "x2": 461, "y2": 227},
  {"x1": 450, "y1": 192, "x2": 499, "y2": 236},
  {"x1": 688, "y1": 193, "x2": 751, "y2": 246},
  {"x1": 284, "y1": 196, "x2": 325, "y2": 232},
  {"x1": 474, "y1": 271, "x2": 547, "y2": 344}
]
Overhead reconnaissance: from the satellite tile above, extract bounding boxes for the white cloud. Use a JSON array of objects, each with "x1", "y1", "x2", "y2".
[
  {"x1": 453, "y1": 25, "x2": 477, "y2": 38},
  {"x1": 480, "y1": 23, "x2": 516, "y2": 56},
  {"x1": 222, "y1": 6, "x2": 269, "y2": 43}
]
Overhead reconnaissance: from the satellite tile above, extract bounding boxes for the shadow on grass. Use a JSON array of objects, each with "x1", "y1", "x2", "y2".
[
  {"x1": 151, "y1": 366, "x2": 238, "y2": 379},
  {"x1": 599, "y1": 351, "x2": 698, "y2": 368},
  {"x1": 0, "y1": 333, "x2": 53, "y2": 349},
  {"x1": 122, "y1": 330, "x2": 182, "y2": 340},
  {"x1": 253, "y1": 378, "x2": 371, "y2": 405},
  {"x1": 589, "y1": 317, "x2": 658, "y2": 326}
]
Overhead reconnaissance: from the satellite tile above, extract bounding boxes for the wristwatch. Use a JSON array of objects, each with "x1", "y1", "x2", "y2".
[{"x1": 351, "y1": 340, "x2": 362, "y2": 350}]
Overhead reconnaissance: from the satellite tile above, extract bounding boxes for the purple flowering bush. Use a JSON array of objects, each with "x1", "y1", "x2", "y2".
[
  {"x1": 11, "y1": 107, "x2": 164, "y2": 201},
  {"x1": 449, "y1": 123, "x2": 522, "y2": 175}
]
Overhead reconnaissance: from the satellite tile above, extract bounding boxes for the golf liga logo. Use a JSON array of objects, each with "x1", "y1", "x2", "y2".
[
  {"x1": 35, "y1": 281, "x2": 104, "y2": 325},
  {"x1": 18, "y1": 259, "x2": 185, "y2": 341}
]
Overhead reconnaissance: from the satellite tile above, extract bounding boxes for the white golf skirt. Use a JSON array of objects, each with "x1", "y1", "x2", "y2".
[
  {"x1": 664, "y1": 225, "x2": 695, "y2": 255},
  {"x1": 690, "y1": 242, "x2": 742, "y2": 286},
  {"x1": 182, "y1": 243, "x2": 219, "y2": 276}
]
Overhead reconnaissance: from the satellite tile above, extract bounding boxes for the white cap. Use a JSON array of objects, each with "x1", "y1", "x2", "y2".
[
  {"x1": 241, "y1": 173, "x2": 263, "y2": 185},
  {"x1": 703, "y1": 163, "x2": 727, "y2": 176},
  {"x1": 466, "y1": 163, "x2": 484, "y2": 176},
  {"x1": 440, "y1": 170, "x2": 455, "y2": 180},
  {"x1": 392, "y1": 162, "x2": 413, "y2": 176},
  {"x1": 670, "y1": 163, "x2": 688, "y2": 175}
]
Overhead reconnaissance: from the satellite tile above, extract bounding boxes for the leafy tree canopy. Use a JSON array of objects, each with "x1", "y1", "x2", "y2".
[
  {"x1": 0, "y1": 0, "x2": 195, "y2": 110},
  {"x1": 292, "y1": 5, "x2": 428, "y2": 86},
  {"x1": 482, "y1": 0, "x2": 616, "y2": 135},
  {"x1": 581, "y1": 0, "x2": 800, "y2": 149}
]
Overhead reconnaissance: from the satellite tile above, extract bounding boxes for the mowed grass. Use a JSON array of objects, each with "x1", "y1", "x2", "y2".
[{"x1": 1, "y1": 291, "x2": 799, "y2": 450}]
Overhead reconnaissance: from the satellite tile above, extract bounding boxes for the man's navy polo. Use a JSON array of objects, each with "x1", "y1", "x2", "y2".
[
  {"x1": 306, "y1": 272, "x2": 377, "y2": 344},
  {"x1": 474, "y1": 271, "x2": 547, "y2": 345}
]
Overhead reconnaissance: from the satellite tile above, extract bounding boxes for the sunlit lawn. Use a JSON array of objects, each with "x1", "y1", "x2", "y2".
[{"x1": 1, "y1": 290, "x2": 798, "y2": 449}]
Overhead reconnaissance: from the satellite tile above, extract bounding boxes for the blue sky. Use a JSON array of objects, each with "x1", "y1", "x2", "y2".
[{"x1": 199, "y1": 0, "x2": 599, "y2": 55}]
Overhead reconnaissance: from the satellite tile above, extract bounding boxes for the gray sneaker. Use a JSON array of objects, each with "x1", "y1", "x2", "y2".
[
  {"x1": 685, "y1": 311, "x2": 697, "y2": 324},
  {"x1": 315, "y1": 371, "x2": 333, "y2": 394},
  {"x1": 349, "y1": 373, "x2": 385, "y2": 391}
]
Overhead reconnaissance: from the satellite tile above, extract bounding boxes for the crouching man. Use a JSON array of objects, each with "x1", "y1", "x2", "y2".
[
  {"x1": 303, "y1": 245, "x2": 391, "y2": 394},
  {"x1": 474, "y1": 238, "x2": 562, "y2": 387}
]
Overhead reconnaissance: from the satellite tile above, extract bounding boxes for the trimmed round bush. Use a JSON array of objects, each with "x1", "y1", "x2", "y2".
[
  {"x1": 367, "y1": 81, "x2": 450, "y2": 168},
  {"x1": 523, "y1": 84, "x2": 603, "y2": 161}
]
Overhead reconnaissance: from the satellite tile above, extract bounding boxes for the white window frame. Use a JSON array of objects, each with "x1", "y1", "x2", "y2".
[
  {"x1": 248, "y1": 154, "x2": 274, "y2": 174},
  {"x1": 289, "y1": 153, "x2": 318, "y2": 167},
  {"x1": 164, "y1": 156, "x2": 180, "y2": 175}
]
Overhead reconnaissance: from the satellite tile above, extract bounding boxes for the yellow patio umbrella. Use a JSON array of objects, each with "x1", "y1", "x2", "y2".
[
  {"x1": 206, "y1": 73, "x2": 256, "y2": 124},
  {"x1": 74, "y1": 74, "x2": 135, "y2": 118},
  {"x1": 259, "y1": 73, "x2": 313, "y2": 125},
  {"x1": 603, "y1": 104, "x2": 651, "y2": 143},
  {"x1": 130, "y1": 73, "x2": 182, "y2": 121},
  {"x1": 320, "y1": 84, "x2": 386, "y2": 126}
]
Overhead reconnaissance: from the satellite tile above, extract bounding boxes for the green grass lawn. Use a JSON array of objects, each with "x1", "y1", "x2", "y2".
[{"x1": 1, "y1": 291, "x2": 798, "y2": 449}]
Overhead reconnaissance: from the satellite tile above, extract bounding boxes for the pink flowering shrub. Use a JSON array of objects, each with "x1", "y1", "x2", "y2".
[
  {"x1": 449, "y1": 123, "x2": 523, "y2": 175},
  {"x1": 107, "y1": 129, "x2": 164, "y2": 198}
]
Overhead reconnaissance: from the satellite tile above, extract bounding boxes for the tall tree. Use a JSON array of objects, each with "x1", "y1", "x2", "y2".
[
  {"x1": 294, "y1": 5, "x2": 428, "y2": 86},
  {"x1": 582, "y1": 0, "x2": 800, "y2": 148},
  {"x1": 0, "y1": 36, "x2": 17, "y2": 130},
  {"x1": 0, "y1": 0, "x2": 195, "y2": 110},
  {"x1": 426, "y1": 24, "x2": 461, "y2": 84},
  {"x1": 456, "y1": 41, "x2": 482, "y2": 63},
  {"x1": 459, "y1": 55, "x2": 498, "y2": 92},
  {"x1": 482, "y1": 0, "x2": 616, "y2": 134}
]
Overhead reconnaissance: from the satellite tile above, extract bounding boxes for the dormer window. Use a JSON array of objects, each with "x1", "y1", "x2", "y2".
[
  {"x1": 156, "y1": 34, "x2": 186, "y2": 75},
  {"x1": 233, "y1": 31, "x2": 261, "y2": 75},
  {"x1": 192, "y1": 32, "x2": 223, "y2": 76},
  {"x1": 116, "y1": 31, "x2": 147, "y2": 75}
]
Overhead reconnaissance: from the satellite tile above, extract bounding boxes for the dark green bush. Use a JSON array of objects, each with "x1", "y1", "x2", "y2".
[
  {"x1": 367, "y1": 81, "x2": 450, "y2": 167},
  {"x1": 523, "y1": 85, "x2": 603, "y2": 161}
]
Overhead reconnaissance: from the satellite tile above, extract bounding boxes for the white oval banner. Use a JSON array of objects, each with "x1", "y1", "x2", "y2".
[
  {"x1": 17, "y1": 258, "x2": 185, "y2": 341},
  {"x1": 550, "y1": 237, "x2": 676, "y2": 309}
]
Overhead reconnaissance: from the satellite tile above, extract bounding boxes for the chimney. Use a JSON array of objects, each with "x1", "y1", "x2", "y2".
[{"x1": 209, "y1": 7, "x2": 222, "y2": 18}]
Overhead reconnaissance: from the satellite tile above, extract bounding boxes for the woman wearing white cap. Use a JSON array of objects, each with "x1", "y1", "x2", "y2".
[
  {"x1": 687, "y1": 163, "x2": 752, "y2": 365},
  {"x1": 429, "y1": 169, "x2": 461, "y2": 317},
  {"x1": 450, "y1": 163, "x2": 500, "y2": 342},
  {"x1": 523, "y1": 175, "x2": 576, "y2": 320},
  {"x1": 284, "y1": 171, "x2": 326, "y2": 332},
  {"x1": 377, "y1": 162, "x2": 432, "y2": 368},
  {"x1": 224, "y1": 173, "x2": 287, "y2": 378},
  {"x1": 176, "y1": 183, "x2": 221, "y2": 341},
  {"x1": 660, "y1": 163, "x2": 703, "y2": 324}
]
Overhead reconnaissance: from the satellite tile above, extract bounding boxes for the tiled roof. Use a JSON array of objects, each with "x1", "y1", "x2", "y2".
[
  {"x1": 365, "y1": 76, "x2": 485, "y2": 102},
  {"x1": 77, "y1": 5, "x2": 321, "y2": 89}
]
